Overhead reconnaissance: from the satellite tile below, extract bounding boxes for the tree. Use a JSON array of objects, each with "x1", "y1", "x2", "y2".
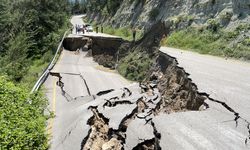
[{"x1": 0, "y1": 0, "x2": 70, "y2": 82}]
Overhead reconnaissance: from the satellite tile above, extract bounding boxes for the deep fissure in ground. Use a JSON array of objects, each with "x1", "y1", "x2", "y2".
[{"x1": 63, "y1": 21, "x2": 250, "y2": 150}]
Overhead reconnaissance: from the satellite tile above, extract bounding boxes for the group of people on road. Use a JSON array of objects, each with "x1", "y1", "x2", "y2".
[
  {"x1": 75, "y1": 24, "x2": 85, "y2": 34},
  {"x1": 73, "y1": 24, "x2": 104, "y2": 35},
  {"x1": 72, "y1": 23, "x2": 138, "y2": 42}
]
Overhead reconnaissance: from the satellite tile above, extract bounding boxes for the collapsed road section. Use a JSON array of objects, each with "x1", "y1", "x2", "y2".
[
  {"x1": 77, "y1": 22, "x2": 250, "y2": 150},
  {"x1": 46, "y1": 20, "x2": 250, "y2": 149}
]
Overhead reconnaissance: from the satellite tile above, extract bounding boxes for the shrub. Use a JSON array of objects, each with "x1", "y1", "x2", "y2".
[
  {"x1": 103, "y1": 26, "x2": 143, "y2": 41},
  {"x1": 206, "y1": 19, "x2": 220, "y2": 32},
  {"x1": 0, "y1": 77, "x2": 48, "y2": 149},
  {"x1": 219, "y1": 11, "x2": 233, "y2": 20}
]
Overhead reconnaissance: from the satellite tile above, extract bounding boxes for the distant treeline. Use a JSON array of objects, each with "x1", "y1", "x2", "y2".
[
  {"x1": 0, "y1": 0, "x2": 70, "y2": 82},
  {"x1": 0, "y1": 0, "x2": 71, "y2": 149}
]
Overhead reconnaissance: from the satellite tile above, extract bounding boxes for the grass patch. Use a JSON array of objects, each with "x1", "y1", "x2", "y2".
[
  {"x1": 103, "y1": 26, "x2": 143, "y2": 41},
  {"x1": 162, "y1": 25, "x2": 250, "y2": 60},
  {"x1": 117, "y1": 50, "x2": 152, "y2": 81},
  {"x1": 20, "y1": 51, "x2": 53, "y2": 89},
  {"x1": 84, "y1": 18, "x2": 143, "y2": 41}
]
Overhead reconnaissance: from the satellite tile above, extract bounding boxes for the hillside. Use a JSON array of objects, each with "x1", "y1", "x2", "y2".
[
  {"x1": 85, "y1": 0, "x2": 250, "y2": 60},
  {"x1": 0, "y1": 0, "x2": 70, "y2": 149}
]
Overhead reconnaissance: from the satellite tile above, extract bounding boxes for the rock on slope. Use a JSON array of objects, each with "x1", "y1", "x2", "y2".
[{"x1": 89, "y1": 0, "x2": 250, "y2": 31}]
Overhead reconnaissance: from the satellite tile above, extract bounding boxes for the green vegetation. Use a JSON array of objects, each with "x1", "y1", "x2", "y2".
[
  {"x1": 102, "y1": 26, "x2": 143, "y2": 41},
  {"x1": 118, "y1": 50, "x2": 152, "y2": 81},
  {"x1": 0, "y1": 0, "x2": 70, "y2": 84},
  {"x1": 87, "y1": 20, "x2": 143, "y2": 41},
  {"x1": 162, "y1": 24, "x2": 250, "y2": 60},
  {"x1": 0, "y1": 0, "x2": 70, "y2": 149},
  {"x1": 170, "y1": 14, "x2": 195, "y2": 27},
  {"x1": 0, "y1": 77, "x2": 48, "y2": 149}
]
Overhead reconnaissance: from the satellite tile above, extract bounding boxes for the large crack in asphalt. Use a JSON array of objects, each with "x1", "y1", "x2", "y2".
[
  {"x1": 58, "y1": 52, "x2": 250, "y2": 149},
  {"x1": 62, "y1": 21, "x2": 250, "y2": 149},
  {"x1": 50, "y1": 72, "x2": 93, "y2": 102},
  {"x1": 198, "y1": 92, "x2": 250, "y2": 145},
  {"x1": 79, "y1": 83, "x2": 167, "y2": 150}
]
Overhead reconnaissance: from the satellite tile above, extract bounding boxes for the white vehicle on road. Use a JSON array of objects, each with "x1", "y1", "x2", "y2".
[{"x1": 86, "y1": 25, "x2": 93, "y2": 32}]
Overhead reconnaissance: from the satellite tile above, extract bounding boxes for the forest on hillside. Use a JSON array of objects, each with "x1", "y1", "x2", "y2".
[{"x1": 0, "y1": 0, "x2": 71, "y2": 149}]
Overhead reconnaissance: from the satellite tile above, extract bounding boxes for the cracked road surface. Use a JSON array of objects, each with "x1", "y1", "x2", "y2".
[
  {"x1": 44, "y1": 15, "x2": 250, "y2": 149},
  {"x1": 76, "y1": 83, "x2": 250, "y2": 149},
  {"x1": 44, "y1": 50, "x2": 129, "y2": 150},
  {"x1": 159, "y1": 47, "x2": 250, "y2": 149},
  {"x1": 160, "y1": 47, "x2": 250, "y2": 121}
]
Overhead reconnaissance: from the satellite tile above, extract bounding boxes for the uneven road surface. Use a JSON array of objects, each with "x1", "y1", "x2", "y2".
[
  {"x1": 44, "y1": 15, "x2": 129, "y2": 149},
  {"x1": 159, "y1": 47, "x2": 250, "y2": 149},
  {"x1": 161, "y1": 47, "x2": 250, "y2": 121},
  {"x1": 44, "y1": 15, "x2": 250, "y2": 149}
]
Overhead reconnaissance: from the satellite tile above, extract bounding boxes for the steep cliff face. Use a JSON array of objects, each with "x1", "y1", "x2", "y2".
[{"x1": 88, "y1": 0, "x2": 250, "y2": 31}]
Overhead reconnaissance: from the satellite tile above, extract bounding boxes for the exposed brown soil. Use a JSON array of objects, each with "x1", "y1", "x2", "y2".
[
  {"x1": 79, "y1": 21, "x2": 249, "y2": 150},
  {"x1": 148, "y1": 53, "x2": 206, "y2": 113}
]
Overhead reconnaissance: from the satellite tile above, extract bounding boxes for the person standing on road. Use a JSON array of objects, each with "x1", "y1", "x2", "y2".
[
  {"x1": 96, "y1": 26, "x2": 99, "y2": 33},
  {"x1": 132, "y1": 28, "x2": 136, "y2": 42},
  {"x1": 75, "y1": 24, "x2": 78, "y2": 34},
  {"x1": 101, "y1": 25, "x2": 103, "y2": 33}
]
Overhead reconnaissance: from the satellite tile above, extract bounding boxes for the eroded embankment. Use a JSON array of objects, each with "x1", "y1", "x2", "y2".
[
  {"x1": 78, "y1": 21, "x2": 208, "y2": 150},
  {"x1": 63, "y1": 37, "x2": 88, "y2": 51},
  {"x1": 74, "y1": 21, "x2": 250, "y2": 149},
  {"x1": 84, "y1": 35, "x2": 124, "y2": 69},
  {"x1": 91, "y1": 21, "x2": 206, "y2": 112}
]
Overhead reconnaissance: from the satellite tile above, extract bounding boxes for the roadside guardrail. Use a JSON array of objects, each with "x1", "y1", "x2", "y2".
[{"x1": 31, "y1": 30, "x2": 69, "y2": 93}]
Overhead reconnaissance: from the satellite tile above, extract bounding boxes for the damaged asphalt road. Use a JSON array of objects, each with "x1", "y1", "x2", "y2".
[
  {"x1": 44, "y1": 15, "x2": 250, "y2": 150},
  {"x1": 44, "y1": 50, "x2": 129, "y2": 150},
  {"x1": 45, "y1": 49, "x2": 250, "y2": 149},
  {"x1": 79, "y1": 83, "x2": 250, "y2": 150}
]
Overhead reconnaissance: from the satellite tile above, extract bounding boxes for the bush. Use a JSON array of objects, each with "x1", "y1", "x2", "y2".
[
  {"x1": 0, "y1": 77, "x2": 48, "y2": 150},
  {"x1": 207, "y1": 19, "x2": 220, "y2": 32}
]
